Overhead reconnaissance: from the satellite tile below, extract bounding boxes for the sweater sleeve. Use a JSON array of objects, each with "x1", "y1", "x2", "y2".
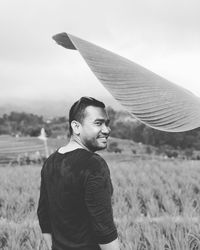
[
  {"x1": 84, "y1": 155, "x2": 118, "y2": 244},
  {"x1": 37, "y1": 164, "x2": 52, "y2": 233}
]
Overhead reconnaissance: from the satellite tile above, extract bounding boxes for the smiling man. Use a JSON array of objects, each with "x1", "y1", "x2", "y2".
[{"x1": 37, "y1": 97, "x2": 120, "y2": 250}]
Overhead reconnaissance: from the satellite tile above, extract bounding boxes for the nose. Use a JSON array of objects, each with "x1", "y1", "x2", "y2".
[{"x1": 101, "y1": 124, "x2": 111, "y2": 135}]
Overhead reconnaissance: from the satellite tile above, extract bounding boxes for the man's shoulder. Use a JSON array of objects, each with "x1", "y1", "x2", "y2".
[
  {"x1": 86, "y1": 153, "x2": 109, "y2": 175},
  {"x1": 41, "y1": 151, "x2": 57, "y2": 171},
  {"x1": 88, "y1": 153, "x2": 107, "y2": 165},
  {"x1": 45, "y1": 148, "x2": 92, "y2": 161},
  {"x1": 44, "y1": 151, "x2": 57, "y2": 163}
]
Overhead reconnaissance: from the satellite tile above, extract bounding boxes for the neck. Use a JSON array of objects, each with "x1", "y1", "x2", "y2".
[{"x1": 69, "y1": 136, "x2": 91, "y2": 152}]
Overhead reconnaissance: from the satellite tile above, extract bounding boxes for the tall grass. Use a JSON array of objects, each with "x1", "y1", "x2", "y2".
[{"x1": 1, "y1": 154, "x2": 200, "y2": 249}]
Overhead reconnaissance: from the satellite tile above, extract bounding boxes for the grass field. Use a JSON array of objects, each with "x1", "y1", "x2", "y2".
[
  {"x1": 1, "y1": 150, "x2": 200, "y2": 249},
  {"x1": 0, "y1": 135, "x2": 149, "y2": 165},
  {"x1": 0, "y1": 135, "x2": 68, "y2": 165}
]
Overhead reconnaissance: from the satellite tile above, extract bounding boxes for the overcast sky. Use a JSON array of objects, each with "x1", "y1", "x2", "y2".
[{"x1": 1, "y1": 0, "x2": 200, "y2": 109}]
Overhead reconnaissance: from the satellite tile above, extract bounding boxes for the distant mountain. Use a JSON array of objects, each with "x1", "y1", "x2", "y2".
[
  {"x1": 0, "y1": 96, "x2": 121, "y2": 118},
  {"x1": 0, "y1": 100, "x2": 71, "y2": 118}
]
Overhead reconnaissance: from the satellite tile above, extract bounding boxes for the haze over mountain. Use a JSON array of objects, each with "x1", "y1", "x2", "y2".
[
  {"x1": 0, "y1": 99, "x2": 69, "y2": 118},
  {"x1": 1, "y1": 0, "x2": 200, "y2": 121},
  {"x1": 0, "y1": 96, "x2": 121, "y2": 118}
]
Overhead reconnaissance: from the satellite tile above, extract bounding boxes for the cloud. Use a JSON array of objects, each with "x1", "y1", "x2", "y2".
[{"x1": 0, "y1": 0, "x2": 200, "y2": 109}]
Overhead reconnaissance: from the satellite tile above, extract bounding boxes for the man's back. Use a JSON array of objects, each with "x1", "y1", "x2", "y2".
[{"x1": 37, "y1": 148, "x2": 117, "y2": 250}]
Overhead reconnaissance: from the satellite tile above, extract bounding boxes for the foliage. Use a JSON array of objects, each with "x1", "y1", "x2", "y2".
[
  {"x1": 0, "y1": 112, "x2": 68, "y2": 138},
  {"x1": 107, "y1": 107, "x2": 200, "y2": 151},
  {"x1": 0, "y1": 135, "x2": 69, "y2": 165},
  {"x1": 107, "y1": 141, "x2": 122, "y2": 153},
  {"x1": 1, "y1": 108, "x2": 200, "y2": 151},
  {"x1": 1, "y1": 155, "x2": 200, "y2": 249}
]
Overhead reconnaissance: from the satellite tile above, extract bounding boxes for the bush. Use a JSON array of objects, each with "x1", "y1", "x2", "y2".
[
  {"x1": 165, "y1": 150, "x2": 178, "y2": 158},
  {"x1": 107, "y1": 141, "x2": 122, "y2": 153},
  {"x1": 184, "y1": 148, "x2": 193, "y2": 159},
  {"x1": 145, "y1": 146, "x2": 152, "y2": 154}
]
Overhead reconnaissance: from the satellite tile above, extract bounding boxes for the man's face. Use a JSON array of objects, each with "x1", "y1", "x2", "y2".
[{"x1": 79, "y1": 106, "x2": 110, "y2": 152}]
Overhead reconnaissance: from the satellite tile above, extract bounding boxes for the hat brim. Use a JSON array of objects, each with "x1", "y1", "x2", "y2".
[{"x1": 53, "y1": 32, "x2": 200, "y2": 132}]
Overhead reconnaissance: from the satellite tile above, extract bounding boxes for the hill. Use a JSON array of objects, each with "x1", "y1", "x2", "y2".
[
  {"x1": 0, "y1": 96, "x2": 120, "y2": 118},
  {"x1": 0, "y1": 100, "x2": 71, "y2": 118}
]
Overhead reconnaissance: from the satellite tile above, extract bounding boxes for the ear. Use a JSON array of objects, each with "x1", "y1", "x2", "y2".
[{"x1": 71, "y1": 120, "x2": 81, "y2": 135}]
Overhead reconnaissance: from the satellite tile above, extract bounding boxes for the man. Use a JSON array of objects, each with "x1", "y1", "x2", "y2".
[{"x1": 37, "y1": 97, "x2": 120, "y2": 250}]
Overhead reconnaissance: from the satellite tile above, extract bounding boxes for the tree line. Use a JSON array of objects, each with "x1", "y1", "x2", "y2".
[
  {"x1": 107, "y1": 107, "x2": 200, "y2": 150},
  {"x1": 0, "y1": 112, "x2": 67, "y2": 137},
  {"x1": 1, "y1": 109, "x2": 200, "y2": 150}
]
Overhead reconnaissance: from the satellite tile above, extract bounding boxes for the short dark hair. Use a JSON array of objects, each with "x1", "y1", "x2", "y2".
[{"x1": 69, "y1": 96, "x2": 105, "y2": 135}]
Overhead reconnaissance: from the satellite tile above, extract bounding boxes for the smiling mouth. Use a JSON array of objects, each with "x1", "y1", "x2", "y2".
[{"x1": 98, "y1": 137, "x2": 108, "y2": 142}]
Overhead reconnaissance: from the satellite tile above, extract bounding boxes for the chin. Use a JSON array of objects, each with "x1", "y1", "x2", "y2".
[
  {"x1": 91, "y1": 144, "x2": 107, "y2": 152},
  {"x1": 98, "y1": 143, "x2": 107, "y2": 150},
  {"x1": 87, "y1": 141, "x2": 107, "y2": 152}
]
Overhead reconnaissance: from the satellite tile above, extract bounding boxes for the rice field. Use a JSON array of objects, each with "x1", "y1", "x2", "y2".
[
  {"x1": 1, "y1": 150, "x2": 200, "y2": 249},
  {"x1": 0, "y1": 135, "x2": 67, "y2": 165}
]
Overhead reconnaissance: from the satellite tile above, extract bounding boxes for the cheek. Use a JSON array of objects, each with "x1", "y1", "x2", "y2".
[
  {"x1": 84, "y1": 125, "x2": 99, "y2": 135},
  {"x1": 82, "y1": 128, "x2": 100, "y2": 143},
  {"x1": 81, "y1": 126, "x2": 94, "y2": 138}
]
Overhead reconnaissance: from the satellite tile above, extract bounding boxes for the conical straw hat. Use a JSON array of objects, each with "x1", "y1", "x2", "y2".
[{"x1": 52, "y1": 32, "x2": 200, "y2": 132}]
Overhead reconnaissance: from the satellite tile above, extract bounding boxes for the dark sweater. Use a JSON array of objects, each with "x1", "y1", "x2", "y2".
[{"x1": 37, "y1": 148, "x2": 117, "y2": 250}]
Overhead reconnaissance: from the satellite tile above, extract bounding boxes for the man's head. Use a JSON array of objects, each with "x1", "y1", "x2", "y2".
[{"x1": 69, "y1": 96, "x2": 110, "y2": 152}]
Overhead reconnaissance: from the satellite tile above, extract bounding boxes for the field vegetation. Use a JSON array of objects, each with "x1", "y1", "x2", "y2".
[
  {"x1": 1, "y1": 150, "x2": 200, "y2": 249},
  {"x1": 1, "y1": 109, "x2": 200, "y2": 153},
  {"x1": 0, "y1": 135, "x2": 67, "y2": 165},
  {"x1": 1, "y1": 109, "x2": 200, "y2": 249}
]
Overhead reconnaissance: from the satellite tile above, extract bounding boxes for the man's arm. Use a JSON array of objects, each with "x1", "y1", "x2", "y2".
[
  {"x1": 37, "y1": 166, "x2": 52, "y2": 248},
  {"x1": 100, "y1": 238, "x2": 120, "y2": 250},
  {"x1": 84, "y1": 155, "x2": 120, "y2": 249},
  {"x1": 43, "y1": 233, "x2": 52, "y2": 250}
]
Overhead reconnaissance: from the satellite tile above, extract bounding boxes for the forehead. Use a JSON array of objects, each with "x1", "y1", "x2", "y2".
[{"x1": 83, "y1": 106, "x2": 108, "y2": 121}]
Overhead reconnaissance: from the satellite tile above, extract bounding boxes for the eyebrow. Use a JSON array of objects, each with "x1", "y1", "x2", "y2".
[{"x1": 94, "y1": 118, "x2": 110, "y2": 124}]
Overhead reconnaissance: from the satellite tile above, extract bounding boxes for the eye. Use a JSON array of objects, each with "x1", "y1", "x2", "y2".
[{"x1": 95, "y1": 121, "x2": 102, "y2": 126}]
